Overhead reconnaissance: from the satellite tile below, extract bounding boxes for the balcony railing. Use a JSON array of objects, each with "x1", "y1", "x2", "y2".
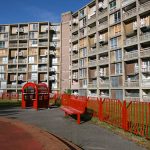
[
  {"x1": 122, "y1": 7, "x2": 136, "y2": 20},
  {"x1": 140, "y1": 32, "x2": 150, "y2": 42},
  {"x1": 9, "y1": 35, "x2": 18, "y2": 40},
  {"x1": 139, "y1": 1, "x2": 150, "y2": 13},
  {"x1": 124, "y1": 80, "x2": 139, "y2": 87},
  {"x1": 125, "y1": 97, "x2": 140, "y2": 101},
  {"x1": 88, "y1": 83, "x2": 97, "y2": 89},
  {"x1": 142, "y1": 79, "x2": 150, "y2": 87},
  {"x1": 142, "y1": 96, "x2": 150, "y2": 102},
  {"x1": 98, "y1": 9, "x2": 107, "y2": 20},
  {"x1": 87, "y1": 14, "x2": 96, "y2": 25},
  {"x1": 140, "y1": 47, "x2": 150, "y2": 57},
  {"x1": 72, "y1": 35, "x2": 78, "y2": 42},
  {"x1": 72, "y1": 26, "x2": 78, "y2": 32},
  {"x1": 19, "y1": 35, "x2": 28, "y2": 39},
  {"x1": 39, "y1": 33, "x2": 48, "y2": 39},
  {"x1": 141, "y1": 66, "x2": 150, "y2": 73},
  {"x1": 72, "y1": 54, "x2": 78, "y2": 60},
  {"x1": 88, "y1": 48, "x2": 98, "y2": 56},
  {"x1": 8, "y1": 68, "x2": 17, "y2": 72},
  {"x1": 124, "y1": 36, "x2": 137, "y2": 47},
  {"x1": 7, "y1": 84, "x2": 16, "y2": 88},
  {"x1": 98, "y1": 21, "x2": 108, "y2": 31},
  {"x1": 18, "y1": 68, "x2": 27, "y2": 72},
  {"x1": 9, "y1": 43, "x2": 18, "y2": 48},
  {"x1": 39, "y1": 42, "x2": 48, "y2": 47},
  {"x1": 98, "y1": 58, "x2": 109, "y2": 65},
  {"x1": 88, "y1": 60, "x2": 97, "y2": 67},
  {"x1": 124, "y1": 50, "x2": 138, "y2": 60},
  {"x1": 122, "y1": 0, "x2": 136, "y2": 7},
  {"x1": 38, "y1": 68, "x2": 47, "y2": 72},
  {"x1": 99, "y1": 81, "x2": 110, "y2": 88},
  {"x1": 88, "y1": 27, "x2": 96, "y2": 35},
  {"x1": 72, "y1": 64, "x2": 78, "y2": 70},
  {"x1": 39, "y1": 59, "x2": 47, "y2": 63},
  {"x1": 19, "y1": 43, "x2": 27, "y2": 47},
  {"x1": 98, "y1": 45, "x2": 108, "y2": 54},
  {"x1": 18, "y1": 59, "x2": 27, "y2": 63}
]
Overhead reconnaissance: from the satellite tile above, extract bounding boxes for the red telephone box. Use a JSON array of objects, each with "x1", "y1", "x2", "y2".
[{"x1": 22, "y1": 82, "x2": 49, "y2": 110}]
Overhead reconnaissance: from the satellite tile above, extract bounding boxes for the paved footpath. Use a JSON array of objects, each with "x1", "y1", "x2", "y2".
[{"x1": 0, "y1": 107, "x2": 147, "y2": 150}]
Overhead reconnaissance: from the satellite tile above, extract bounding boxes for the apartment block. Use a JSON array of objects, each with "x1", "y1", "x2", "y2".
[
  {"x1": 0, "y1": 22, "x2": 61, "y2": 94},
  {"x1": 70, "y1": 0, "x2": 150, "y2": 101}
]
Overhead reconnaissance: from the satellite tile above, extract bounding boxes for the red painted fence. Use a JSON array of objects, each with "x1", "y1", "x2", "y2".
[
  {"x1": 51, "y1": 94, "x2": 150, "y2": 140},
  {"x1": 0, "y1": 92, "x2": 21, "y2": 101}
]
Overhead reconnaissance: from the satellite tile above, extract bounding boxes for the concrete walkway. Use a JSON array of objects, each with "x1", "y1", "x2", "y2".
[{"x1": 0, "y1": 107, "x2": 147, "y2": 150}]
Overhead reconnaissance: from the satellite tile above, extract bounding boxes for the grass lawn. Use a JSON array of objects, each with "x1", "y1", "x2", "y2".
[{"x1": 0, "y1": 100, "x2": 21, "y2": 107}]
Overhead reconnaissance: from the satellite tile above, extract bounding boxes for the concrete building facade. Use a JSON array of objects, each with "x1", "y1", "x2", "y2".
[{"x1": 70, "y1": 0, "x2": 150, "y2": 101}]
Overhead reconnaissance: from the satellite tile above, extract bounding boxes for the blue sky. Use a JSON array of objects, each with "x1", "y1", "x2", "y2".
[{"x1": 0, "y1": 0, "x2": 91, "y2": 24}]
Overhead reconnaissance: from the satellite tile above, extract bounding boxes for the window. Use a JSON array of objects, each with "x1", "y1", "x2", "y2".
[
  {"x1": 79, "y1": 69, "x2": 86, "y2": 77},
  {"x1": 2, "y1": 57, "x2": 8, "y2": 64},
  {"x1": 115, "y1": 63, "x2": 122, "y2": 74},
  {"x1": 28, "y1": 56, "x2": 35, "y2": 63},
  {"x1": 0, "y1": 41, "x2": 5, "y2": 48},
  {"x1": 115, "y1": 49, "x2": 122, "y2": 61},
  {"x1": 31, "y1": 65, "x2": 37, "y2": 71},
  {"x1": 110, "y1": 37, "x2": 117, "y2": 49},
  {"x1": 110, "y1": 0, "x2": 116, "y2": 10},
  {"x1": 0, "y1": 66, "x2": 4, "y2": 72},
  {"x1": 33, "y1": 24, "x2": 38, "y2": 30},
  {"x1": 31, "y1": 73, "x2": 37, "y2": 80},
  {"x1": 30, "y1": 32, "x2": 35, "y2": 39},
  {"x1": 0, "y1": 26, "x2": 5, "y2": 33},
  {"x1": 114, "y1": 11, "x2": 120, "y2": 23},
  {"x1": 0, "y1": 74, "x2": 4, "y2": 80}
]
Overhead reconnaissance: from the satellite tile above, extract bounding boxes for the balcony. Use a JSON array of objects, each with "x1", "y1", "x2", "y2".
[
  {"x1": 71, "y1": 83, "x2": 79, "y2": 89},
  {"x1": 17, "y1": 84, "x2": 23, "y2": 88},
  {"x1": 141, "y1": 66, "x2": 150, "y2": 73},
  {"x1": 142, "y1": 95, "x2": 150, "y2": 102},
  {"x1": 125, "y1": 97, "x2": 140, "y2": 101},
  {"x1": 88, "y1": 48, "x2": 97, "y2": 56},
  {"x1": 98, "y1": 21, "x2": 108, "y2": 31},
  {"x1": 39, "y1": 58, "x2": 47, "y2": 64},
  {"x1": 7, "y1": 84, "x2": 16, "y2": 89},
  {"x1": 72, "y1": 35, "x2": 78, "y2": 42},
  {"x1": 18, "y1": 68, "x2": 27, "y2": 72},
  {"x1": 124, "y1": 50, "x2": 138, "y2": 60},
  {"x1": 72, "y1": 74, "x2": 78, "y2": 80},
  {"x1": 88, "y1": 60, "x2": 97, "y2": 67},
  {"x1": 8, "y1": 59, "x2": 17, "y2": 64},
  {"x1": 18, "y1": 59, "x2": 27, "y2": 64},
  {"x1": 72, "y1": 54, "x2": 78, "y2": 60},
  {"x1": 122, "y1": 0, "x2": 136, "y2": 7},
  {"x1": 39, "y1": 42, "x2": 48, "y2": 47},
  {"x1": 87, "y1": 14, "x2": 96, "y2": 25},
  {"x1": 9, "y1": 43, "x2": 18, "y2": 48},
  {"x1": 140, "y1": 32, "x2": 150, "y2": 43},
  {"x1": 39, "y1": 33, "x2": 48, "y2": 39},
  {"x1": 98, "y1": 9, "x2": 107, "y2": 20},
  {"x1": 38, "y1": 67, "x2": 47, "y2": 72},
  {"x1": 124, "y1": 36, "x2": 137, "y2": 47},
  {"x1": 98, "y1": 45, "x2": 108, "y2": 54},
  {"x1": 142, "y1": 79, "x2": 150, "y2": 87},
  {"x1": 72, "y1": 64, "x2": 78, "y2": 70},
  {"x1": 122, "y1": 8, "x2": 136, "y2": 20},
  {"x1": 8, "y1": 68, "x2": 17, "y2": 72},
  {"x1": 98, "y1": 58, "x2": 109, "y2": 65},
  {"x1": 124, "y1": 80, "x2": 139, "y2": 87},
  {"x1": 140, "y1": 47, "x2": 150, "y2": 57},
  {"x1": 9, "y1": 35, "x2": 18, "y2": 40},
  {"x1": 72, "y1": 26, "x2": 78, "y2": 33},
  {"x1": 88, "y1": 27, "x2": 96, "y2": 35},
  {"x1": 19, "y1": 35, "x2": 28, "y2": 40},
  {"x1": 19, "y1": 43, "x2": 27, "y2": 48},
  {"x1": 88, "y1": 83, "x2": 97, "y2": 89},
  {"x1": 99, "y1": 81, "x2": 110, "y2": 88},
  {"x1": 139, "y1": 1, "x2": 150, "y2": 14}
]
